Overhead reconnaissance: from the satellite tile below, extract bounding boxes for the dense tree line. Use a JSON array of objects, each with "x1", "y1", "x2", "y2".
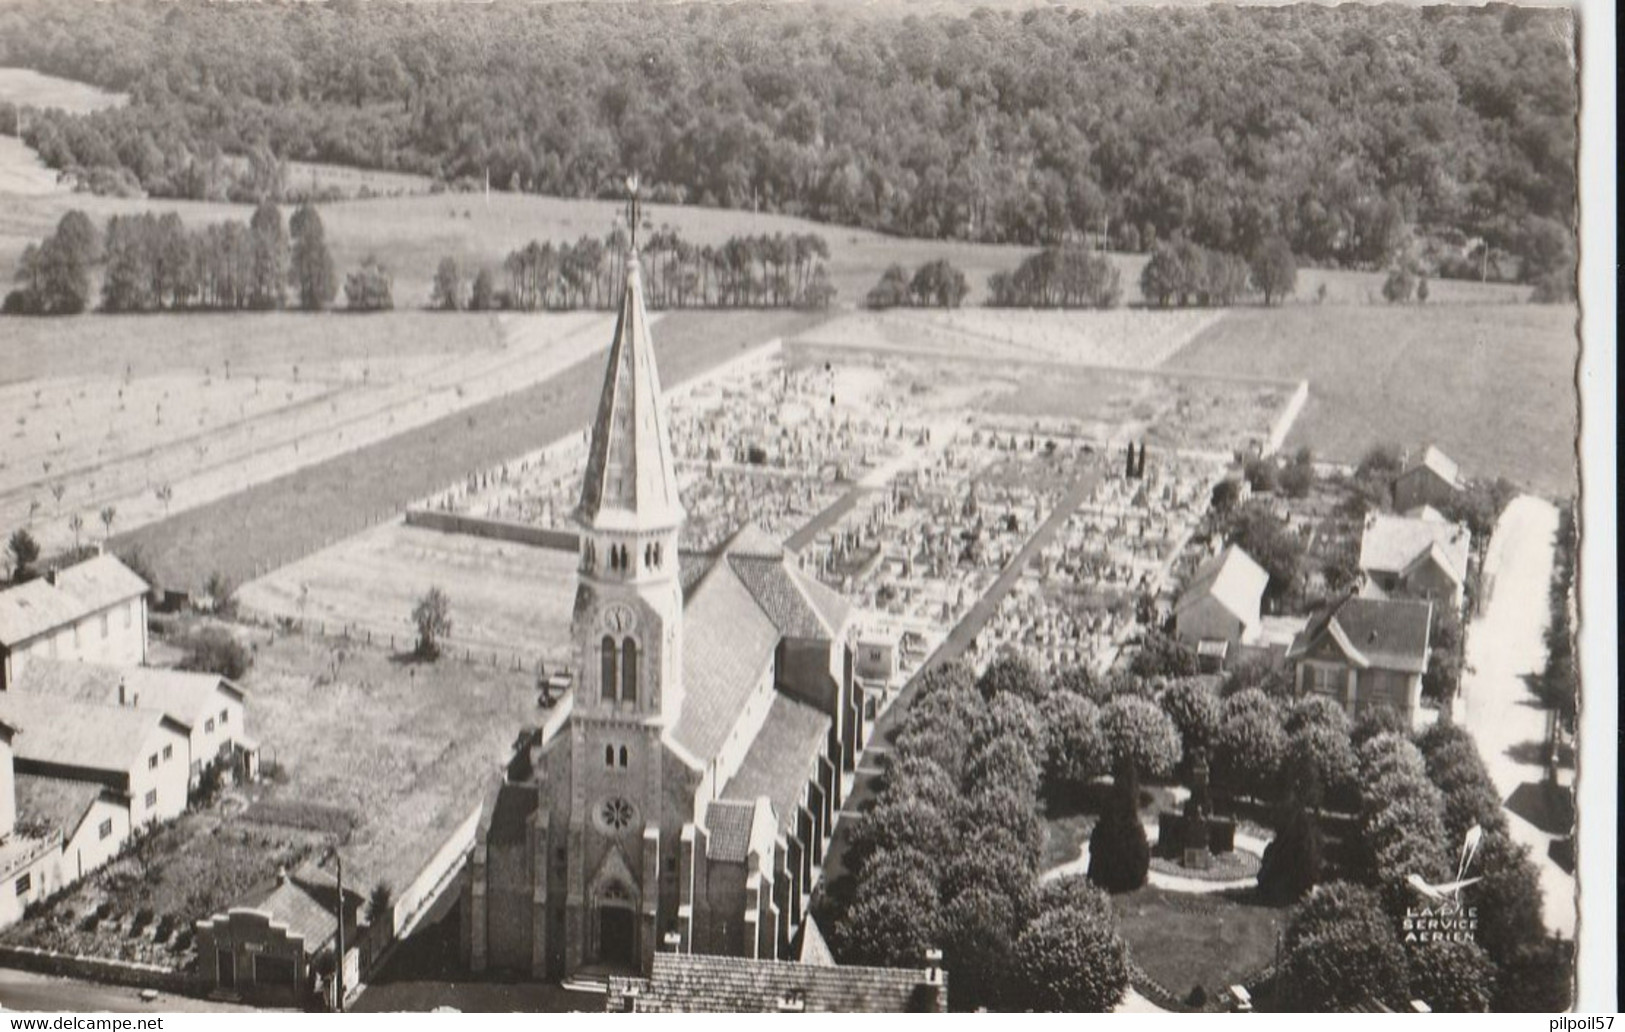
[
  {"x1": 490, "y1": 228, "x2": 833, "y2": 311},
  {"x1": 825, "y1": 658, "x2": 1130, "y2": 1011},
  {"x1": 987, "y1": 244, "x2": 1122, "y2": 309},
  {"x1": 865, "y1": 259, "x2": 968, "y2": 310},
  {"x1": 0, "y1": 1, "x2": 1575, "y2": 291}
]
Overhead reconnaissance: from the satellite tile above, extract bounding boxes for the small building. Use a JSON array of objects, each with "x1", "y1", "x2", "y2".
[
  {"x1": 1358, "y1": 513, "x2": 1471, "y2": 609},
  {"x1": 854, "y1": 627, "x2": 901, "y2": 687},
  {"x1": 0, "y1": 691, "x2": 190, "y2": 831},
  {"x1": 1287, "y1": 595, "x2": 1433, "y2": 723},
  {"x1": 1, "y1": 720, "x2": 67, "y2": 931},
  {"x1": 607, "y1": 951, "x2": 948, "y2": 1012},
  {"x1": 14, "y1": 772, "x2": 128, "y2": 886},
  {"x1": 195, "y1": 865, "x2": 364, "y2": 1008},
  {"x1": 11, "y1": 658, "x2": 253, "y2": 788},
  {"x1": 0, "y1": 554, "x2": 150, "y2": 691},
  {"x1": 1173, "y1": 546, "x2": 1269, "y2": 666},
  {"x1": 1391, "y1": 446, "x2": 1463, "y2": 515}
]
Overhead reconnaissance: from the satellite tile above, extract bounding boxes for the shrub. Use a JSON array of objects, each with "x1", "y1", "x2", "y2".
[
  {"x1": 1130, "y1": 630, "x2": 1199, "y2": 679},
  {"x1": 412, "y1": 586, "x2": 452, "y2": 660},
  {"x1": 1406, "y1": 940, "x2": 1496, "y2": 1013},
  {"x1": 1039, "y1": 691, "x2": 1109, "y2": 794},
  {"x1": 1010, "y1": 892, "x2": 1130, "y2": 1011},
  {"x1": 1280, "y1": 882, "x2": 1409, "y2": 1011},
  {"x1": 178, "y1": 627, "x2": 252, "y2": 680},
  {"x1": 1157, "y1": 678, "x2": 1221, "y2": 765},
  {"x1": 1257, "y1": 801, "x2": 1323, "y2": 904},
  {"x1": 1099, "y1": 696, "x2": 1181, "y2": 780},
  {"x1": 977, "y1": 651, "x2": 1048, "y2": 706},
  {"x1": 1087, "y1": 769, "x2": 1149, "y2": 892},
  {"x1": 1212, "y1": 689, "x2": 1286, "y2": 800}
]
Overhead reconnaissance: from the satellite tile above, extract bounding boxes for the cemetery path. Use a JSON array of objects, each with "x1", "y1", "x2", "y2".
[
  {"x1": 820, "y1": 472, "x2": 1099, "y2": 885},
  {"x1": 1458, "y1": 494, "x2": 1575, "y2": 939}
]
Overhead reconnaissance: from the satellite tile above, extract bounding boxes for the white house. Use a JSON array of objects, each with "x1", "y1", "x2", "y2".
[
  {"x1": 1173, "y1": 545, "x2": 1270, "y2": 666},
  {"x1": 1358, "y1": 513, "x2": 1471, "y2": 609},
  {"x1": 0, "y1": 721, "x2": 68, "y2": 930},
  {"x1": 0, "y1": 554, "x2": 149, "y2": 691}
]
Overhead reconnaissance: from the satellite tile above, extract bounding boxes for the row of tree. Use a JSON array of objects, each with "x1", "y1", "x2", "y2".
[
  {"x1": 481, "y1": 228, "x2": 835, "y2": 312},
  {"x1": 1141, "y1": 236, "x2": 1298, "y2": 308},
  {"x1": 987, "y1": 244, "x2": 1123, "y2": 309},
  {"x1": 864, "y1": 259, "x2": 969, "y2": 310},
  {"x1": 2, "y1": 205, "x2": 400, "y2": 315},
  {"x1": 824, "y1": 659, "x2": 1133, "y2": 1011},
  {"x1": 0, "y1": 1, "x2": 1575, "y2": 288}
]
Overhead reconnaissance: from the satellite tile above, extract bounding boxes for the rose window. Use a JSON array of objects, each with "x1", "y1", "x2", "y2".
[{"x1": 600, "y1": 797, "x2": 635, "y2": 832}]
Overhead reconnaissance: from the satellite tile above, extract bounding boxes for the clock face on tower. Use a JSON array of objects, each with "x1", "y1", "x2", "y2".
[{"x1": 602, "y1": 602, "x2": 638, "y2": 636}]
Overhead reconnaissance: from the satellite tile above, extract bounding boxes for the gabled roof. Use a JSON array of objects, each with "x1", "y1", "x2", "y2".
[
  {"x1": 15, "y1": 772, "x2": 105, "y2": 840},
  {"x1": 673, "y1": 558, "x2": 783, "y2": 762},
  {"x1": 1287, "y1": 595, "x2": 1433, "y2": 673},
  {"x1": 1398, "y1": 445, "x2": 1461, "y2": 488},
  {"x1": 0, "y1": 691, "x2": 182, "y2": 778},
  {"x1": 721, "y1": 695, "x2": 831, "y2": 835},
  {"x1": 1175, "y1": 545, "x2": 1268, "y2": 625},
  {"x1": 0, "y1": 554, "x2": 148, "y2": 647},
  {"x1": 575, "y1": 258, "x2": 684, "y2": 533},
  {"x1": 629, "y1": 952, "x2": 945, "y2": 1013},
  {"x1": 1359, "y1": 514, "x2": 1470, "y2": 584},
  {"x1": 14, "y1": 657, "x2": 242, "y2": 730},
  {"x1": 702, "y1": 798, "x2": 757, "y2": 863},
  {"x1": 226, "y1": 869, "x2": 358, "y2": 952},
  {"x1": 799, "y1": 916, "x2": 836, "y2": 967}
]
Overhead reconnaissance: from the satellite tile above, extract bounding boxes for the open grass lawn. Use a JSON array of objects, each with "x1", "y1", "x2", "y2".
[
  {"x1": 1113, "y1": 886, "x2": 1286, "y2": 1007},
  {"x1": 0, "y1": 68, "x2": 126, "y2": 112},
  {"x1": 239, "y1": 630, "x2": 538, "y2": 894},
  {"x1": 1164, "y1": 303, "x2": 1579, "y2": 498},
  {"x1": 111, "y1": 309, "x2": 819, "y2": 592}
]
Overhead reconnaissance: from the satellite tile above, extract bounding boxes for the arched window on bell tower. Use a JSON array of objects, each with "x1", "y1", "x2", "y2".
[
  {"x1": 601, "y1": 636, "x2": 618, "y2": 703},
  {"x1": 620, "y1": 637, "x2": 638, "y2": 705}
]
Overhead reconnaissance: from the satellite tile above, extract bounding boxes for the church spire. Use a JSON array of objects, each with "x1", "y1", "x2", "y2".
[{"x1": 574, "y1": 175, "x2": 684, "y2": 533}]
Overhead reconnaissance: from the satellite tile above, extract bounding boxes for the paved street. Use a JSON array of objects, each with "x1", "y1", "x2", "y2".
[
  {"x1": 1457, "y1": 494, "x2": 1576, "y2": 938},
  {"x1": 0, "y1": 968, "x2": 261, "y2": 1013}
]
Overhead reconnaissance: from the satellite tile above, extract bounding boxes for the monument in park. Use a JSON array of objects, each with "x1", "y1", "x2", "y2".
[{"x1": 1157, "y1": 748, "x2": 1236, "y2": 867}]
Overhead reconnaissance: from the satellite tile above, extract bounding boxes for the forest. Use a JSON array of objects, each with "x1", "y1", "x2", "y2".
[{"x1": 0, "y1": 1, "x2": 1577, "y2": 294}]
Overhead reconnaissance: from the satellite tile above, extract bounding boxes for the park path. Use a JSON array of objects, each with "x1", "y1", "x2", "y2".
[{"x1": 1457, "y1": 494, "x2": 1576, "y2": 939}]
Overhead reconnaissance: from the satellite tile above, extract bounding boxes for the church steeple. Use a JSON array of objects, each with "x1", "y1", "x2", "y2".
[{"x1": 575, "y1": 176, "x2": 684, "y2": 534}]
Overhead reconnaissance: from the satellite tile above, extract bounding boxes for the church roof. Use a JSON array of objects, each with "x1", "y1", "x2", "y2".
[
  {"x1": 702, "y1": 799, "x2": 758, "y2": 863},
  {"x1": 575, "y1": 258, "x2": 684, "y2": 533},
  {"x1": 722, "y1": 694, "x2": 831, "y2": 835},
  {"x1": 673, "y1": 558, "x2": 783, "y2": 762}
]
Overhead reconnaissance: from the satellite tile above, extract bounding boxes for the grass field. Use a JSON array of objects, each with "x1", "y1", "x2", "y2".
[
  {"x1": 2, "y1": 311, "x2": 613, "y2": 558},
  {"x1": 237, "y1": 522, "x2": 580, "y2": 667},
  {"x1": 0, "y1": 68, "x2": 126, "y2": 113},
  {"x1": 239, "y1": 631, "x2": 540, "y2": 894},
  {"x1": 109, "y1": 309, "x2": 823, "y2": 592},
  {"x1": 1163, "y1": 303, "x2": 1580, "y2": 497},
  {"x1": 1113, "y1": 886, "x2": 1286, "y2": 1007}
]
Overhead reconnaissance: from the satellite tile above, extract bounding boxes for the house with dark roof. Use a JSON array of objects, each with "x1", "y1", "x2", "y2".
[
  {"x1": 1173, "y1": 545, "x2": 1269, "y2": 666},
  {"x1": 607, "y1": 951, "x2": 947, "y2": 1012},
  {"x1": 0, "y1": 553, "x2": 149, "y2": 690},
  {"x1": 1391, "y1": 445, "x2": 1463, "y2": 515},
  {"x1": 12, "y1": 658, "x2": 252, "y2": 788},
  {"x1": 1358, "y1": 512, "x2": 1471, "y2": 609},
  {"x1": 464, "y1": 225, "x2": 866, "y2": 983},
  {"x1": 1286, "y1": 595, "x2": 1434, "y2": 723},
  {"x1": 195, "y1": 864, "x2": 365, "y2": 1007}
]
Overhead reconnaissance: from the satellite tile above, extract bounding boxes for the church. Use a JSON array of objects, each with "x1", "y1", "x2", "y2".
[{"x1": 462, "y1": 210, "x2": 867, "y2": 980}]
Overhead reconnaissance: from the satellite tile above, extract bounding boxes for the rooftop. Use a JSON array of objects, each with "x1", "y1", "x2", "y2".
[
  {"x1": 0, "y1": 691, "x2": 178, "y2": 778},
  {"x1": 1359, "y1": 513, "x2": 1470, "y2": 583},
  {"x1": 721, "y1": 694, "x2": 831, "y2": 835},
  {"x1": 0, "y1": 554, "x2": 147, "y2": 647},
  {"x1": 623, "y1": 952, "x2": 946, "y2": 1013},
  {"x1": 1400, "y1": 445, "x2": 1462, "y2": 488},
  {"x1": 13, "y1": 657, "x2": 240, "y2": 730},
  {"x1": 1288, "y1": 595, "x2": 1433, "y2": 673},
  {"x1": 1175, "y1": 544, "x2": 1269, "y2": 624},
  {"x1": 15, "y1": 772, "x2": 104, "y2": 840}
]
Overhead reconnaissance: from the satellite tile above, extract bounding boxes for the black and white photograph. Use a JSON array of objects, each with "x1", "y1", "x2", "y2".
[{"x1": 0, "y1": 0, "x2": 1613, "y2": 1017}]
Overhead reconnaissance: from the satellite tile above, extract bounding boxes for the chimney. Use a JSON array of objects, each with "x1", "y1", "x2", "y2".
[
  {"x1": 661, "y1": 932, "x2": 682, "y2": 953},
  {"x1": 776, "y1": 990, "x2": 806, "y2": 1013}
]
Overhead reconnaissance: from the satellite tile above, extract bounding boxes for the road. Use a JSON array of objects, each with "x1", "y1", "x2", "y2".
[
  {"x1": 1457, "y1": 494, "x2": 1576, "y2": 938},
  {"x1": 820, "y1": 471, "x2": 1100, "y2": 883},
  {"x1": 0, "y1": 967, "x2": 261, "y2": 1013}
]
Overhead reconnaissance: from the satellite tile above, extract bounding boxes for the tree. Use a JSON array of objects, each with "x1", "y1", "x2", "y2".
[
  {"x1": 1382, "y1": 266, "x2": 1416, "y2": 303},
  {"x1": 1009, "y1": 891, "x2": 1129, "y2": 1011},
  {"x1": 289, "y1": 203, "x2": 337, "y2": 310},
  {"x1": 178, "y1": 627, "x2": 252, "y2": 680},
  {"x1": 7, "y1": 210, "x2": 98, "y2": 315},
  {"x1": 155, "y1": 483, "x2": 174, "y2": 515},
  {"x1": 1280, "y1": 882, "x2": 1410, "y2": 1012},
  {"x1": 67, "y1": 512, "x2": 84, "y2": 550},
  {"x1": 976, "y1": 651, "x2": 1047, "y2": 706},
  {"x1": 1415, "y1": 723, "x2": 1508, "y2": 841},
  {"x1": 6, "y1": 529, "x2": 41, "y2": 583},
  {"x1": 1129, "y1": 630, "x2": 1198, "y2": 679},
  {"x1": 431, "y1": 256, "x2": 464, "y2": 310},
  {"x1": 1406, "y1": 940, "x2": 1496, "y2": 1013},
  {"x1": 1099, "y1": 696, "x2": 1181, "y2": 780},
  {"x1": 345, "y1": 255, "x2": 395, "y2": 310},
  {"x1": 1212, "y1": 689, "x2": 1287, "y2": 799},
  {"x1": 1250, "y1": 236, "x2": 1297, "y2": 305},
  {"x1": 1463, "y1": 832, "x2": 1547, "y2": 969},
  {"x1": 1257, "y1": 798, "x2": 1323, "y2": 904},
  {"x1": 1224, "y1": 503, "x2": 1304, "y2": 604},
  {"x1": 469, "y1": 267, "x2": 498, "y2": 311},
  {"x1": 937, "y1": 884, "x2": 1021, "y2": 1011},
  {"x1": 1491, "y1": 936, "x2": 1573, "y2": 1012},
  {"x1": 1282, "y1": 722, "x2": 1359, "y2": 805},
  {"x1": 412, "y1": 586, "x2": 452, "y2": 660},
  {"x1": 909, "y1": 259, "x2": 969, "y2": 308},
  {"x1": 248, "y1": 201, "x2": 288, "y2": 309},
  {"x1": 366, "y1": 881, "x2": 394, "y2": 926},
  {"x1": 1040, "y1": 691, "x2": 1109, "y2": 794},
  {"x1": 1087, "y1": 765, "x2": 1150, "y2": 892},
  {"x1": 865, "y1": 264, "x2": 912, "y2": 309},
  {"x1": 1156, "y1": 679, "x2": 1221, "y2": 767},
  {"x1": 99, "y1": 504, "x2": 117, "y2": 539},
  {"x1": 832, "y1": 847, "x2": 941, "y2": 968}
]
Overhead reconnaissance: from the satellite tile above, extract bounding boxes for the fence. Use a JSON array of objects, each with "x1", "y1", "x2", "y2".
[{"x1": 233, "y1": 607, "x2": 564, "y2": 677}]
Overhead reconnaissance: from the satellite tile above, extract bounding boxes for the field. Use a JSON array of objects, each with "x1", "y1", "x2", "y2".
[
  {"x1": 107, "y1": 309, "x2": 822, "y2": 591},
  {"x1": 0, "y1": 68, "x2": 126, "y2": 113},
  {"x1": 1, "y1": 310, "x2": 608, "y2": 558},
  {"x1": 1163, "y1": 303, "x2": 1580, "y2": 497},
  {"x1": 236, "y1": 522, "x2": 580, "y2": 668}
]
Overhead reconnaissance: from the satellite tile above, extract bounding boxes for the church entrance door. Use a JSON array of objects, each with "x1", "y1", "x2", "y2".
[{"x1": 598, "y1": 905, "x2": 635, "y2": 969}]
